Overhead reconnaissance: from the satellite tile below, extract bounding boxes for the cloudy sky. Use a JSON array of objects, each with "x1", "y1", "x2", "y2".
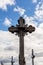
[{"x1": 0, "y1": 0, "x2": 43, "y2": 65}]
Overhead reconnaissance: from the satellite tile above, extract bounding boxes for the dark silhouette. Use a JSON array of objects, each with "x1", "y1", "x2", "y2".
[
  {"x1": 11, "y1": 56, "x2": 14, "y2": 65},
  {"x1": 8, "y1": 17, "x2": 35, "y2": 65},
  {"x1": 32, "y1": 49, "x2": 35, "y2": 65},
  {"x1": 1, "y1": 61, "x2": 3, "y2": 65}
]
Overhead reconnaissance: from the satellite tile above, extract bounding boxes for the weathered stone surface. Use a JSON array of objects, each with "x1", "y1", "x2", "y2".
[{"x1": 8, "y1": 17, "x2": 35, "y2": 65}]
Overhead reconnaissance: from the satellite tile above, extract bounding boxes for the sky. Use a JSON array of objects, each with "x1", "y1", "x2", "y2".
[
  {"x1": 0, "y1": 0, "x2": 43, "y2": 65},
  {"x1": 0, "y1": 0, "x2": 43, "y2": 30}
]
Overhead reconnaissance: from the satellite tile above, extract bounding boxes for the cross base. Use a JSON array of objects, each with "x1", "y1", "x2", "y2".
[{"x1": 19, "y1": 55, "x2": 26, "y2": 65}]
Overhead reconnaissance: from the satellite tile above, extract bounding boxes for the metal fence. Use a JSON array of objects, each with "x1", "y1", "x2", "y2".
[
  {"x1": 0, "y1": 56, "x2": 15, "y2": 65},
  {"x1": 0, "y1": 49, "x2": 43, "y2": 65}
]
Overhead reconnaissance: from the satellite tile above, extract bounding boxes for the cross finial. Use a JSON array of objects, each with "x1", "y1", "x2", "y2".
[{"x1": 18, "y1": 17, "x2": 25, "y2": 27}]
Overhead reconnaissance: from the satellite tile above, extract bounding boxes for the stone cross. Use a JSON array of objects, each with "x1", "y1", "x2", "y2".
[
  {"x1": 32, "y1": 49, "x2": 35, "y2": 65},
  {"x1": 8, "y1": 17, "x2": 35, "y2": 65}
]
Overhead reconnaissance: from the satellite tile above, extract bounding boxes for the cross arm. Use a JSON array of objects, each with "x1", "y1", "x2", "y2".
[
  {"x1": 8, "y1": 26, "x2": 18, "y2": 33},
  {"x1": 25, "y1": 25, "x2": 35, "y2": 33}
]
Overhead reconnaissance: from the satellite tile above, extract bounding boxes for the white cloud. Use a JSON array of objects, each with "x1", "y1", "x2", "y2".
[
  {"x1": 0, "y1": 22, "x2": 43, "y2": 64},
  {"x1": 0, "y1": 0, "x2": 16, "y2": 10},
  {"x1": 14, "y1": 6, "x2": 25, "y2": 16},
  {"x1": 34, "y1": 0, "x2": 43, "y2": 22},
  {"x1": 38, "y1": 23, "x2": 43, "y2": 29},
  {"x1": 24, "y1": 15, "x2": 37, "y2": 27},
  {"x1": 32, "y1": 0, "x2": 37, "y2": 3},
  {"x1": 0, "y1": 24, "x2": 43, "y2": 65},
  {"x1": 28, "y1": 0, "x2": 43, "y2": 26},
  {"x1": 0, "y1": 30, "x2": 19, "y2": 57},
  {"x1": 3, "y1": 18, "x2": 12, "y2": 26}
]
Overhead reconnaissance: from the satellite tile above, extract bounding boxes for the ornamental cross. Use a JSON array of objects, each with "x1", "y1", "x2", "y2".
[{"x1": 8, "y1": 17, "x2": 35, "y2": 65}]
